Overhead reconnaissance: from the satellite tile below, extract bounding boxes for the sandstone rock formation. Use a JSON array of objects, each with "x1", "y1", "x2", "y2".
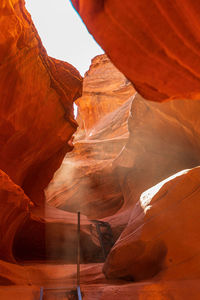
[
  {"x1": 104, "y1": 167, "x2": 200, "y2": 281},
  {"x1": 71, "y1": 0, "x2": 200, "y2": 101},
  {"x1": 46, "y1": 54, "x2": 134, "y2": 223},
  {"x1": 111, "y1": 94, "x2": 200, "y2": 227},
  {"x1": 0, "y1": 0, "x2": 82, "y2": 205},
  {"x1": 0, "y1": 170, "x2": 32, "y2": 263},
  {"x1": 47, "y1": 83, "x2": 200, "y2": 239},
  {"x1": 46, "y1": 51, "x2": 200, "y2": 297},
  {"x1": 2, "y1": 0, "x2": 200, "y2": 299},
  {"x1": 76, "y1": 54, "x2": 135, "y2": 132}
]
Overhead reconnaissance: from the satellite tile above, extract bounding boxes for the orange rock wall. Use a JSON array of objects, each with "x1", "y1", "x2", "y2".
[
  {"x1": 47, "y1": 57, "x2": 200, "y2": 243},
  {"x1": 0, "y1": 0, "x2": 82, "y2": 205},
  {"x1": 46, "y1": 55, "x2": 200, "y2": 289},
  {"x1": 46, "y1": 56, "x2": 134, "y2": 219},
  {"x1": 76, "y1": 54, "x2": 134, "y2": 132},
  {"x1": 104, "y1": 167, "x2": 200, "y2": 281},
  {"x1": 2, "y1": 0, "x2": 200, "y2": 297},
  {"x1": 72, "y1": 0, "x2": 200, "y2": 101},
  {"x1": 0, "y1": 170, "x2": 32, "y2": 262}
]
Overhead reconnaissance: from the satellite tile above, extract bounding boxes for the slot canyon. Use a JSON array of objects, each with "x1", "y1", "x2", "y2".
[{"x1": 1, "y1": 0, "x2": 200, "y2": 299}]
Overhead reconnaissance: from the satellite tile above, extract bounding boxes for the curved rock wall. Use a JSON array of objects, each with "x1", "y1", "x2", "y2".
[
  {"x1": 46, "y1": 55, "x2": 134, "y2": 220},
  {"x1": 102, "y1": 93, "x2": 200, "y2": 238},
  {"x1": 0, "y1": 170, "x2": 31, "y2": 262},
  {"x1": 47, "y1": 56, "x2": 200, "y2": 243},
  {"x1": 0, "y1": 0, "x2": 82, "y2": 205},
  {"x1": 104, "y1": 167, "x2": 200, "y2": 281},
  {"x1": 76, "y1": 54, "x2": 135, "y2": 132},
  {"x1": 72, "y1": 0, "x2": 200, "y2": 101},
  {"x1": 2, "y1": 0, "x2": 200, "y2": 297},
  {"x1": 0, "y1": 0, "x2": 84, "y2": 268}
]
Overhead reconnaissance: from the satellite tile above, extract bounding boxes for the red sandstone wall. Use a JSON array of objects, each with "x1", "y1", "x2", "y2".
[
  {"x1": 76, "y1": 54, "x2": 135, "y2": 132},
  {"x1": 72, "y1": 0, "x2": 200, "y2": 101},
  {"x1": 0, "y1": 0, "x2": 82, "y2": 205}
]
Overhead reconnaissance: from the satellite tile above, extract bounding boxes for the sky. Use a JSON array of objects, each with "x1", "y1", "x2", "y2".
[{"x1": 25, "y1": 0, "x2": 104, "y2": 76}]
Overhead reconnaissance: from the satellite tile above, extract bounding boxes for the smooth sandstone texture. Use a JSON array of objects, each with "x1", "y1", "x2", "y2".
[
  {"x1": 114, "y1": 92, "x2": 200, "y2": 203},
  {"x1": 104, "y1": 167, "x2": 200, "y2": 282},
  {"x1": 46, "y1": 99, "x2": 131, "y2": 220},
  {"x1": 102, "y1": 93, "x2": 200, "y2": 242},
  {"x1": 46, "y1": 55, "x2": 134, "y2": 220},
  {"x1": 71, "y1": 0, "x2": 200, "y2": 101},
  {"x1": 76, "y1": 54, "x2": 135, "y2": 132},
  {"x1": 0, "y1": 0, "x2": 82, "y2": 205},
  {"x1": 47, "y1": 55, "x2": 200, "y2": 244},
  {"x1": 2, "y1": 1, "x2": 200, "y2": 298},
  {"x1": 0, "y1": 170, "x2": 32, "y2": 262}
]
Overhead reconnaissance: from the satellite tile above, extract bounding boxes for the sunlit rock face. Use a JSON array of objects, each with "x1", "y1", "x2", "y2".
[
  {"x1": 47, "y1": 56, "x2": 200, "y2": 242},
  {"x1": 46, "y1": 55, "x2": 134, "y2": 220},
  {"x1": 99, "y1": 93, "x2": 200, "y2": 240},
  {"x1": 76, "y1": 54, "x2": 135, "y2": 132},
  {"x1": 0, "y1": 0, "x2": 107, "y2": 288},
  {"x1": 114, "y1": 92, "x2": 200, "y2": 205},
  {"x1": 46, "y1": 53, "x2": 200, "y2": 291},
  {"x1": 72, "y1": 0, "x2": 200, "y2": 101},
  {"x1": 0, "y1": 0, "x2": 109, "y2": 287},
  {"x1": 2, "y1": 1, "x2": 200, "y2": 297},
  {"x1": 104, "y1": 167, "x2": 200, "y2": 281},
  {"x1": 0, "y1": 0, "x2": 82, "y2": 205}
]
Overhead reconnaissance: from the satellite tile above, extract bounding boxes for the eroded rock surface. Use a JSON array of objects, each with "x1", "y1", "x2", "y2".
[
  {"x1": 47, "y1": 88, "x2": 200, "y2": 241},
  {"x1": 104, "y1": 167, "x2": 200, "y2": 281},
  {"x1": 46, "y1": 54, "x2": 200, "y2": 295},
  {"x1": 76, "y1": 54, "x2": 135, "y2": 132},
  {"x1": 0, "y1": 170, "x2": 32, "y2": 262},
  {"x1": 0, "y1": 0, "x2": 82, "y2": 205},
  {"x1": 46, "y1": 55, "x2": 134, "y2": 222},
  {"x1": 2, "y1": 1, "x2": 200, "y2": 298},
  {"x1": 72, "y1": 0, "x2": 200, "y2": 101}
]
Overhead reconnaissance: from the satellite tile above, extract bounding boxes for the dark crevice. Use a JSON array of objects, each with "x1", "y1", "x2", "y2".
[{"x1": 13, "y1": 218, "x2": 104, "y2": 263}]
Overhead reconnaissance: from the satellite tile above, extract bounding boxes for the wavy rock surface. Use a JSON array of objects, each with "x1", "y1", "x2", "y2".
[
  {"x1": 0, "y1": 170, "x2": 32, "y2": 263},
  {"x1": 2, "y1": 1, "x2": 200, "y2": 298},
  {"x1": 104, "y1": 167, "x2": 200, "y2": 282},
  {"x1": 109, "y1": 94, "x2": 200, "y2": 231},
  {"x1": 46, "y1": 99, "x2": 131, "y2": 220},
  {"x1": 0, "y1": 0, "x2": 82, "y2": 205},
  {"x1": 76, "y1": 54, "x2": 135, "y2": 132},
  {"x1": 46, "y1": 54, "x2": 200, "y2": 294},
  {"x1": 46, "y1": 55, "x2": 134, "y2": 221},
  {"x1": 72, "y1": 0, "x2": 200, "y2": 101},
  {"x1": 47, "y1": 90, "x2": 200, "y2": 240}
]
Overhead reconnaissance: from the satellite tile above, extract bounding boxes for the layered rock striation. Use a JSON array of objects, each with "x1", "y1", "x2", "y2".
[
  {"x1": 0, "y1": 170, "x2": 32, "y2": 262},
  {"x1": 47, "y1": 55, "x2": 200, "y2": 248},
  {"x1": 46, "y1": 55, "x2": 134, "y2": 222},
  {"x1": 76, "y1": 54, "x2": 135, "y2": 132},
  {"x1": 0, "y1": 0, "x2": 82, "y2": 205},
  {"x1": 0, "y1": 0, "x2": 85, "y2": 272},
  {"x1": 2, "y1": 0, "x2": 200, "y2": 298}
]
